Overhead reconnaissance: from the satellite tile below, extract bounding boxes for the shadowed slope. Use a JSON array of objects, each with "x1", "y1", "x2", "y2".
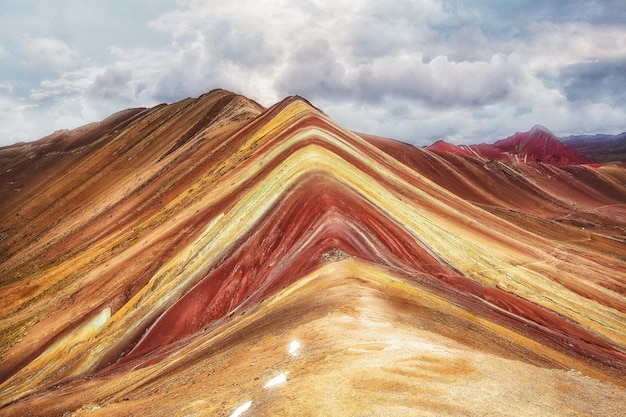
[
  {"x1": 562, "y1": 132, "x2": 626, "y2": 163},
  {"x1": 0, "y1": 91, "x2": 625, "y2": 416}
]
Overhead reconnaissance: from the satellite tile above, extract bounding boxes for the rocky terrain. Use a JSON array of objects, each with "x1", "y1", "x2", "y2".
[{"x1": 0, "y1": 89, "x2": 624, "y2": 416}]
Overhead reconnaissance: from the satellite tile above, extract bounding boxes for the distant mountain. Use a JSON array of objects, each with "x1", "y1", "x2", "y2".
[
  {"x1": 561, "y1": 132, "x2": 626, "y2": 163},
  {"x1": 427, "y1": 125, "x2": 596, "y2": 166},
  {"x1": 494, "y1": 124, "x2": 597, "y2": 165}
]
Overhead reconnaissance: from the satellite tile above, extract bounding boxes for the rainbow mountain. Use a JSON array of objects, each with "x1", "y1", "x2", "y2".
[{"x1": 1, "y1": 89, "x2": 625, "y2": 416}]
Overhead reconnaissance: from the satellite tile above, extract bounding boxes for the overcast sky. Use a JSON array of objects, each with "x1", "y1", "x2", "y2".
[{"x1": 1, "y1": 0, "x2": 625, "y2": 147}]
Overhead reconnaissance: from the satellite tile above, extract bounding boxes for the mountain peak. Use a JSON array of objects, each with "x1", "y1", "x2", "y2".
[
  {"x1": 529, "y1": 124, "x2": 553, "y2": 135},
  {"x1": 493, "y1": 125, "x2": 595, "y2": 165}
]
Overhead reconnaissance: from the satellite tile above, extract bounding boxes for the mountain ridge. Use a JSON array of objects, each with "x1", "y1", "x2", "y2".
[
  {"x1": 0, "y1": 89, "x2": 625, "y2": 416},
  {"x1": 562, "y1": 131, "x2": 626, "y2": 163}
]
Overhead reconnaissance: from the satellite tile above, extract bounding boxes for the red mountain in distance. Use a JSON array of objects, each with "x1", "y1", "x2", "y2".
[{"x1": 428, "y1": 124, "x2": 597, "y2": 166}]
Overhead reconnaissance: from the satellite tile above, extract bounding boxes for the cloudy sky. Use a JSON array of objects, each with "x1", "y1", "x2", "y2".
[{"x1": 1, "y1": 0, "x2": 626, "y2": 147}]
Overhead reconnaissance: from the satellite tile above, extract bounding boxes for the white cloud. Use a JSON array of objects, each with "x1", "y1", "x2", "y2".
[
  {"x1": 87, "y1": 67, "x2": 135, "y2": 102},
  {"x1": 0, "y1": 82, "x2": 13, "y2": 93},
  {"x1": 522, "y1": 22, "x2": 626, "y2": 71},
  {"x1": 1, "y1": 1, "x2": 625, "y2": 147},
  {"x1": 21, "y1": 36, "x2": 81, "y2": 73},
  {"x1": 275, "y1": 37, "x2": 347, "y2": 98}
]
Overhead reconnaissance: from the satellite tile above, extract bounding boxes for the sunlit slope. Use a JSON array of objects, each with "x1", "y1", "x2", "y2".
[
  {"x1": 0, "y1": 90, "x2": 624, "y2": 415},
  {"x1": 4, "y1": 261, "x2": 625, "y2": 416}
]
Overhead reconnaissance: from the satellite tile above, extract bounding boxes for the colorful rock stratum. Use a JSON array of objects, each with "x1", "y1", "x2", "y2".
[{"x1": 1, "y1": 89, "x2": 625, "y2": 416}]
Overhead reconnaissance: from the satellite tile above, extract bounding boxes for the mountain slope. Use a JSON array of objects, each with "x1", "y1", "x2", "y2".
[
  {"x1": 562, "y1": 131, "x2": 626, "y2": 163},
  {"x1": 0, "y1": 90, "x2": 625, "y2": 416}
]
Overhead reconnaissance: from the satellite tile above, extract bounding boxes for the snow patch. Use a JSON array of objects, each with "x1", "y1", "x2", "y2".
[{"x1": 229, "y1": 401, "x2": 252, "y2": 417}]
